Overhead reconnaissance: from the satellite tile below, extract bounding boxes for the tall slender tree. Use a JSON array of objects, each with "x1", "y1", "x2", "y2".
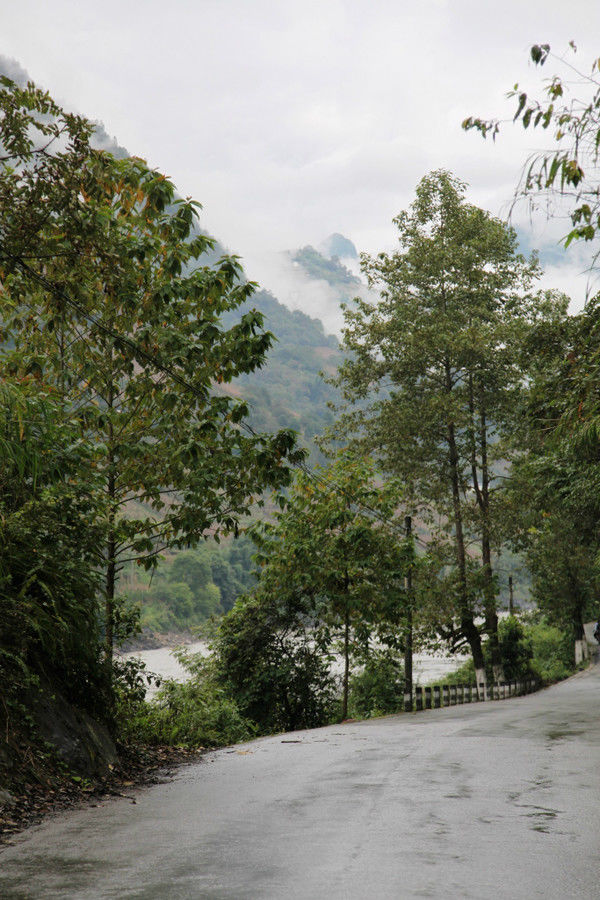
[{"x1": 329, "y1": 170, "x2": 543, "y2": 684}]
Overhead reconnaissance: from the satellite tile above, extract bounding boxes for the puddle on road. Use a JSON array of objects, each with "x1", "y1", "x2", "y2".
[
  {"x1": 546, "y1": 728, "x2": 585, "y2": 741},
  {"x1": 443, "y1": 785, "x2": 472, "y2": 800},
  {"x1": 516, "y1": 803, "x2": 562, "y2": 834}
]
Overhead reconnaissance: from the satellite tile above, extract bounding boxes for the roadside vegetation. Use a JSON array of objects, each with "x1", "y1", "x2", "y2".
[
  {"x1": 2, "y1": 41, "x2": 600, "y2": 816},
  {"x1": 436, "y1": 615, "x2": 577, "y2": 689}
]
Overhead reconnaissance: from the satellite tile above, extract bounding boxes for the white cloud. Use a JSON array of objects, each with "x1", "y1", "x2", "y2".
[
  {"x1": 245, "y1": 251, "x2": 350, "y2": 336},
  {"x1": 2, "y1": 0, "x2": 600, "y2": 309}
]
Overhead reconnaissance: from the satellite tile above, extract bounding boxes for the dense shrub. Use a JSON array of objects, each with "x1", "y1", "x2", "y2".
[
  {"x1": 116, "y1": 652, "x2": 253, "y2": 749},
  {"x1": 0, "y1": 386, "x2": 108, "y2": 727},
  {"x1": 496, "y1": 616, "x2": 534, "y2": 682},
  {"x1": 436, "y1": 657, "x2": 476, "y2": 686},
  {"x1": 528, "y1": 621, "x2": 574, "y2": 683},
  {"x1": 435, "y1": 616, "x2": 576, "y2": 687},
  {"x1": 349, "y1": 651, "x2": 405, "y2": 718},
  {"x1": 212, "y1": 593, "x2": 337, "y2": 734}
]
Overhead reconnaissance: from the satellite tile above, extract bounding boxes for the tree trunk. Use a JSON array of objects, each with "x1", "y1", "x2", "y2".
[
  {"x1": 404, "y1": 516, "x2": 413, "y2": 698},
  {"x1": 571, "y1": 588, "x2": 588, "y2": 665},
  {"x1": 469, "y1": 377, "x2": 503, "y2": 685},
  {"x1": 442, "y1": 287, "x2": 485, "y2": 685},
  {"x1": 105, "y1": 508, "x2": 116, "y2": 663},
  {"x1": 342, "y1": 605, "x2": 350, "y2": 720},
  {"x1": 446, "y1": 401, "x2": 486, "y2": 685},
  {"x1": 461, "y1": 615, "x2": 486, "y2": 692},
  {"x1": 479, "y1": 405, "x2": 504, "y2": 683}
]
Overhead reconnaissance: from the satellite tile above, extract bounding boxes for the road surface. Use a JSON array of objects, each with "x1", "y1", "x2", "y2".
[{"x1": 2, "y1": 665, "x2": 600, "y2": 899}]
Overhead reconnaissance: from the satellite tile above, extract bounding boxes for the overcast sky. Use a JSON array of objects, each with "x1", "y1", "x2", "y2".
[{"x1": 3, "y1": 0, "x2": 600, "y2": 321}]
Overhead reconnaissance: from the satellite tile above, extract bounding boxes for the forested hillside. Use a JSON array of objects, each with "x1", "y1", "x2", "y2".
[
  {"x1": 292, "y1": 244, "x2": 360, "y2": 296},
  {"x1": 197, "y1": 231, "x2": 352, "y2": 458},
  {"x1": 221, "y1": 289, "x2": 342, "y2": 457}
]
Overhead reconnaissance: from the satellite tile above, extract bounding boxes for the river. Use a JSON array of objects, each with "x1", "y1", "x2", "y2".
[{"x1": 124, "y1": 641, "x2": 464, "y2": 696}]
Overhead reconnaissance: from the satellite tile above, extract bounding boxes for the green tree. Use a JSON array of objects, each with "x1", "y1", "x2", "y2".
[
  {"x1": 0, "y1": 76, "x2": 305, "y2": 664},
  {"x1": 464, "y1": 48, "x2": 600, "y2": 653},
  {"x1": 329, "y1": 171, "x2": 545, "y2": 684},
  {"x1": 169, "y1": 549, "x2": 214, "y2": 599},
  {"x1": 212, "y1": 588, "x2": 337, "y2": 733},
  {"x1": 348, "y1": 649, "x2": 406, "y2": 718},
  {"x1": 0, "y1": 381, "x2": 107, "y2": 726},
  {"x1": 207, "y1": 555, "x2": 241, "y2": 613},
  {"x1": 246, "y1": 454, "x2": 410, "y2": 719},
  {"x1": 167, "y1": 548, "x2": 222, "y2": 619},
  {"x1": 528, "y1": 516, "x2": 596, "y2": 660},
  {"x1": 208, "y1": 541, "x2": 255, "y2": 613},
  {"x1": 506, "y1": 303, "x2": 600, "y2": 659}
]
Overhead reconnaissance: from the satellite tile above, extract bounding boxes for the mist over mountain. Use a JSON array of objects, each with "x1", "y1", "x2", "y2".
[
  {"x1": 512, "y1": 223, "x2": 596, "y2": 309},
  {"x1": 238, "y1": 232, "x2": 371, "y2": 339},
  {"x1": 0, "y1": 55, "x2": 345, "y2": 457},
  {"x1": 292, "y1": 243, "x2": 360, "y2": 290},
  {"x1": 221, "y1": 289, "x2": 342, "y2": 459},
  {"x1": 0, "y1": 54, "x2": 130, "y2": 160}
]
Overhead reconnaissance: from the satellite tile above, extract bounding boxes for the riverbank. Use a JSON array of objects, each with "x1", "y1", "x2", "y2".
[{"x1": 119, "y1": 628, "x2": 198, "y2": 652}]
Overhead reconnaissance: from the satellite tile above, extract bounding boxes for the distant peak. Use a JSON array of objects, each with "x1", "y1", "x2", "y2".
[{"x1": 319, "y1": 233, "x2": 358, "y2": 260}]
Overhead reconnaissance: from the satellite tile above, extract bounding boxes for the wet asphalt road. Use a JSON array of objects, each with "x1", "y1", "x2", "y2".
[{"x1": 2, "y1": 665, "x2": 600, "y2": 900}]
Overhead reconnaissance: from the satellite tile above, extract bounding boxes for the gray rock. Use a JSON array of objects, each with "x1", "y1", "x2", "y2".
[{"x1": 33, "y1": 691, "x2": 118, "y2": 778}]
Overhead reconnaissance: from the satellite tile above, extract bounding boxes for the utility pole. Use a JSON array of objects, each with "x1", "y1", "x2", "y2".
[
  {"x1": 404, "y1": 515, "x2": 413, "y2": 709},
  {"x1": 508, "y1": 576, "x2": 514, "y2": 615}
]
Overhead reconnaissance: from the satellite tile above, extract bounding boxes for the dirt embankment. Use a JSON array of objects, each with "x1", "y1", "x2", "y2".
[{"x1": 0, "y1": 681, "x2": 202, "y2": 845}]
